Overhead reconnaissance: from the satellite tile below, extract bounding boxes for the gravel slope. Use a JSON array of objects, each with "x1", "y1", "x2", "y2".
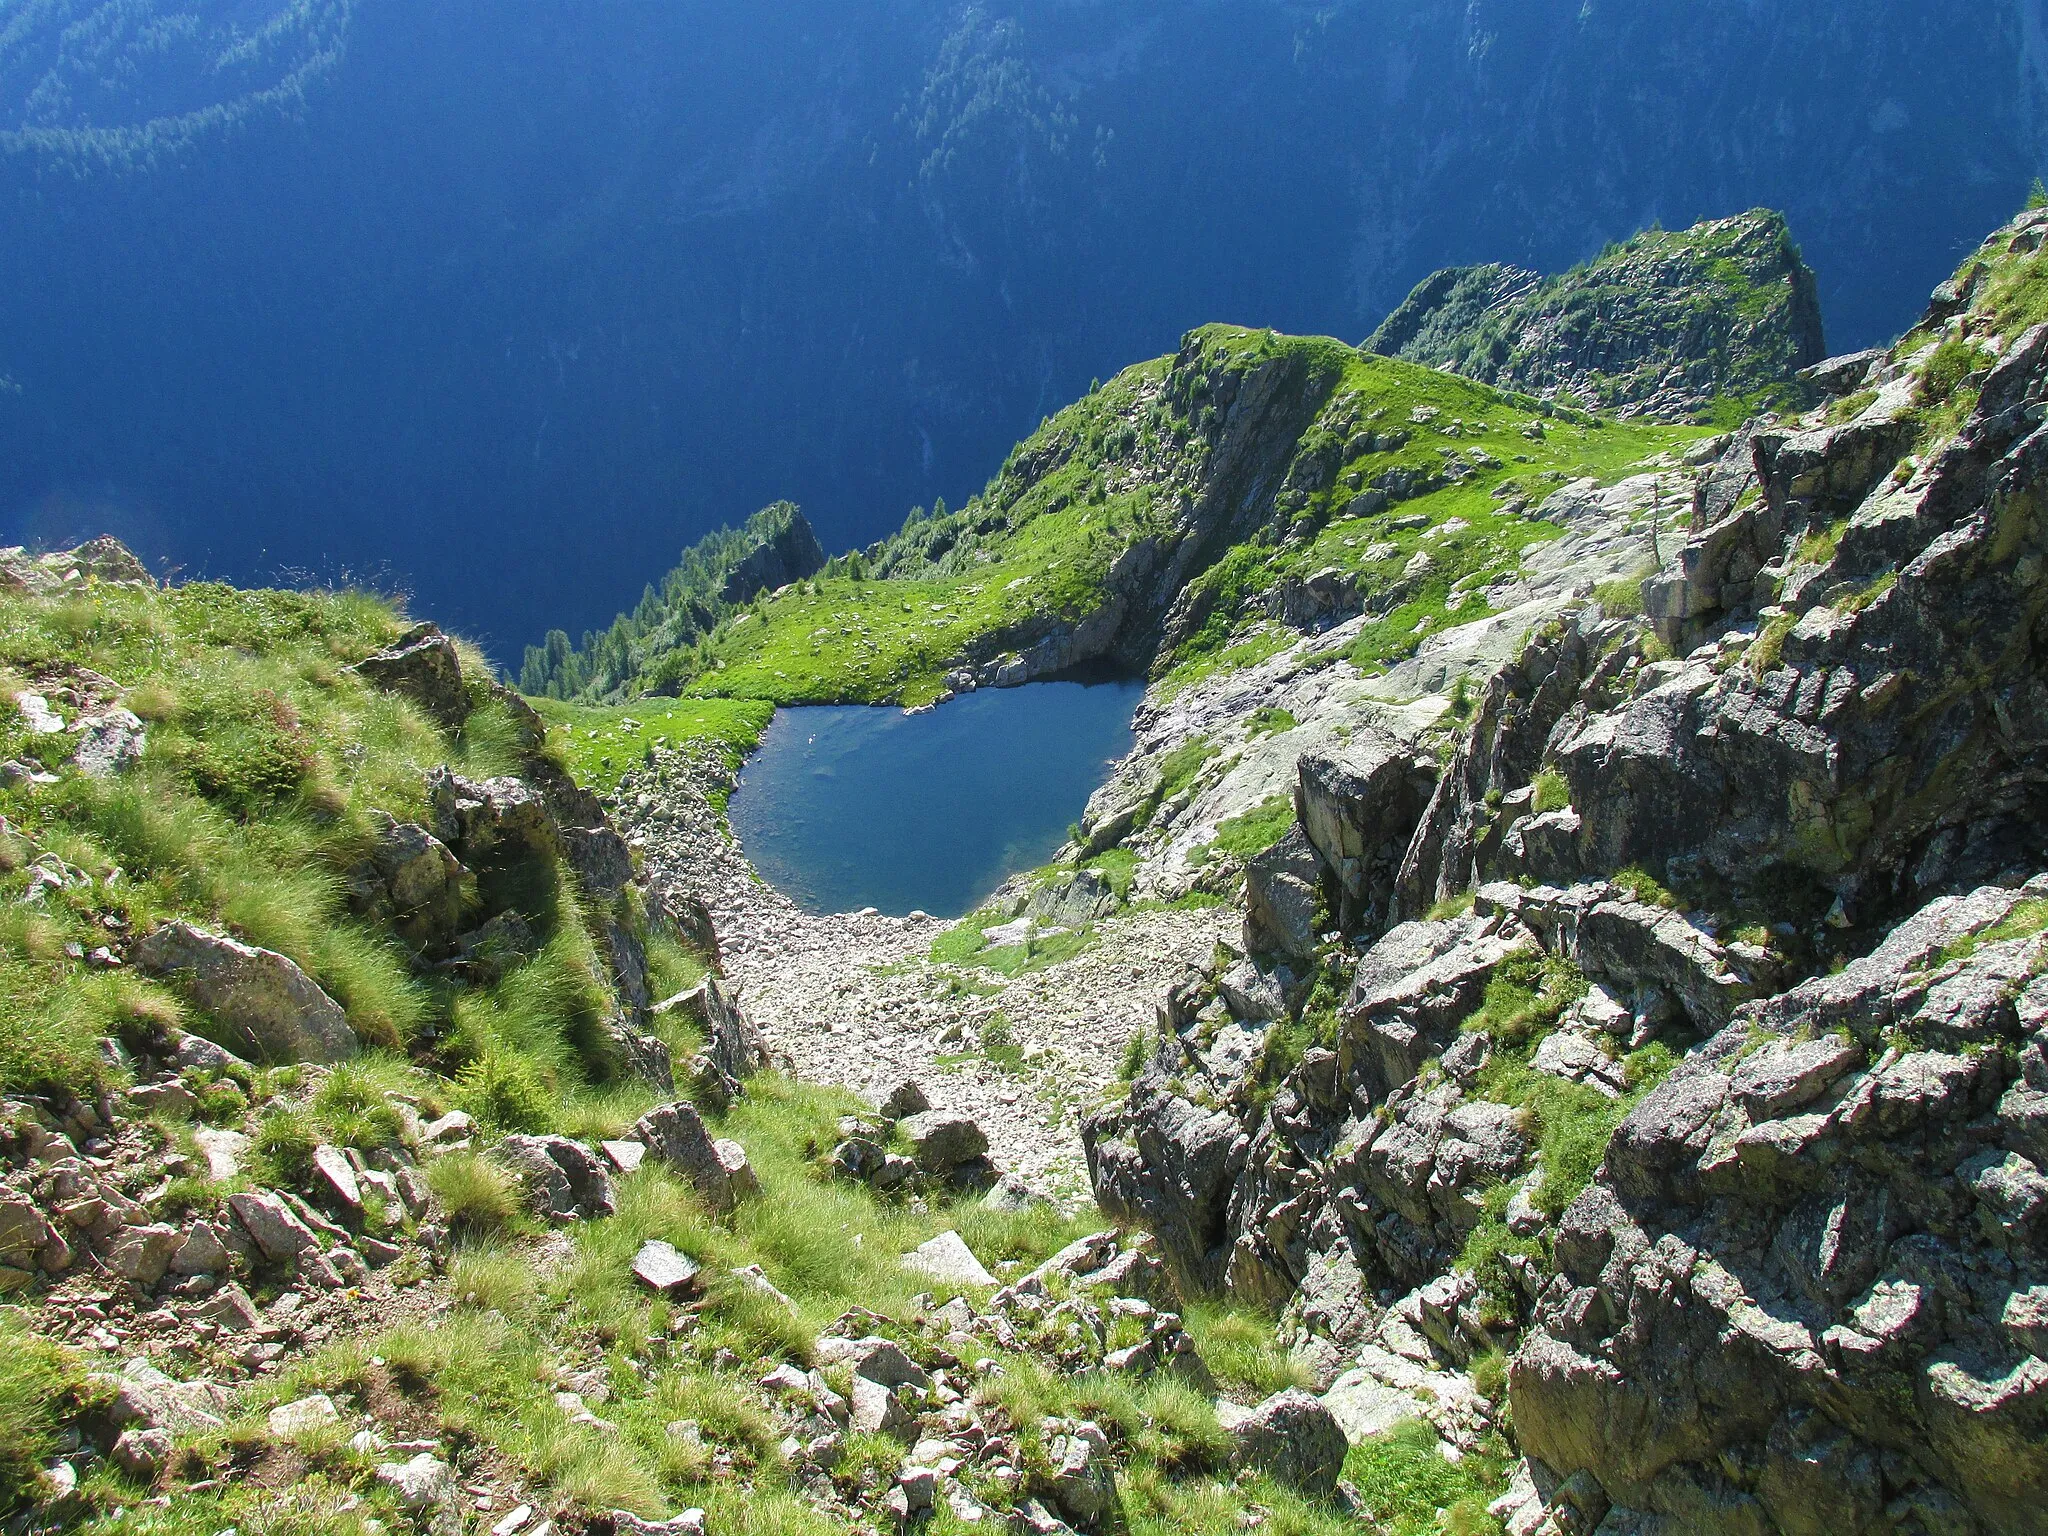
[{"x1": 615, "y1": 752, "x2": 1232, "y2": 1201}]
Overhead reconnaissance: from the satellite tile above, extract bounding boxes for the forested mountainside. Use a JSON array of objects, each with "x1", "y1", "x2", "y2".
[{"x1": 0, "y1": 0, "x2": 2040, "y2": 653}]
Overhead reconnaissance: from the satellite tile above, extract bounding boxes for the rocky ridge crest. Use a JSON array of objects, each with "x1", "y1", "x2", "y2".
[{"x1": 1086, "y1": 206, "x2": 2048, "y2": 1533}]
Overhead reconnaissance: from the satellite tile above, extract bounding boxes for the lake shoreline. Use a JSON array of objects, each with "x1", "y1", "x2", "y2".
[{"x1": 612, "y1": 741, "x2": 1232, "y2": 1201}]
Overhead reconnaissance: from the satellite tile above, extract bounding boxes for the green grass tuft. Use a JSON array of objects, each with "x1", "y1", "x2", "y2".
[
  {"x1": 426, "y1": 1151, "x2": 525, "y2": 1241},
  {"x1": 1203, "y1": 795, "x2": 1296, "y2": 862}
]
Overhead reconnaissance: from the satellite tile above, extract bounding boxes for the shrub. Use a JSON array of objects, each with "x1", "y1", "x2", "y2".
[
  {"x1": 160, "y1": 679, "x2": 316, "y2": 816},
  {"x1": 1183, "y1": 1305, "x2": 1310, "y2": 1398},
  {"x1": 1796, "y1": 517, "x2": 1848, "y2": 566},
  {"x1": 978, "y1": 1013, "x2": 1023, "y2": 1071},
  {"x1": 1592, "y1": 555, "x2": 1659, "y2": 617},
  {"x1": 1083, "y1": 847, "x2": 1139, "y2": 901},
  {"x1": 1530, "y1": 770, "x2": 1570, "y2": 814},
  {"x1": 1118, "y1": 1027, "x2": 1153, "y2": 1082},
  {"x1": 1528, "y1": 1078, "x2": 1630, "y2": 1218},
  {"x1": 929, "y1": 911, "x2": 997, "y2": 966},
  {"x1": 1244, "y1": 706, "x2": 1298, "y2": 739},
  {"x1": 1208, "y1": 796, "x2": 1295, "y2": 861},
  {"x1": 1344, "y1": 1418, "x2": 1504, "y2": 1535},
  {"x1": 1470, "y1": 952, "x2": 1585, "y2": 1050},
  {"x1": 0, "y1": 956, "x2": 146, "y2": 1098},
  {"x1": 643, "y1": 929, "x2": 710, "y2": 1007},
  {"x1": 453, "y1": 1050, "x2": 557, "y2": 1134},
  {"x1": 449, "y1": 1243, "x2": 540, "y2": 1317},
  {"x1": 1748, "y1": 610, "x2": 1797, "y2": 676},
  {"x1": 1154, "y1": 737, "x2": 1216, "y2": 801},
  {"x1": 311, "y1": 1054, "x2": 421, "y2": 1148},
  {"x1": 1468, "y1": 1348, "x2": 1509, "y2": 1403},
  {"x1": 1611, "y1": 866, "x2": 1682, "y2": 909}
]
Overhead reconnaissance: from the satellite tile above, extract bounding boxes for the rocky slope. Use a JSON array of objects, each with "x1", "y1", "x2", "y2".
[
  {"x1": 0, "y1": 541, "x2": 1448, "y2": 1536},
  {"x1": 607, "y1": 745, "x2": 1236, "y2": 1202},
  {"x1": 1366, "y1": 211, "x2": 1827, "y2": 420},
  {"x1": 1082, "y1": 206, "x2": 2048, "y2": 1533}
]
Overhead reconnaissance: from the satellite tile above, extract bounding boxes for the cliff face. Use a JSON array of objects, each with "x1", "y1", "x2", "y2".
[
  {"x1": 1365, "y1": 211, "x2": 1828, "y2": 420},
  {"x1": 1086, "y1": 206, "x2": 2048, "y2": 1533}
]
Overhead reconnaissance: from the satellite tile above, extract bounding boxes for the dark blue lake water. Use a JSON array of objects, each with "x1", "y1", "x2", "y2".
[{"x1": 729, "y1": 679, "x2": 1145, "y2": 918}]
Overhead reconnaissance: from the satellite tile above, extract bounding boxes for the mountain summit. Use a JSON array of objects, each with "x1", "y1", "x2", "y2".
[{"x1": 1366, "y1": 210, "x2": 1827, "y2": 420}]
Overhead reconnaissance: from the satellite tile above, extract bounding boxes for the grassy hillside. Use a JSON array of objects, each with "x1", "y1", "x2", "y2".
[
  {"x1": 0, "y1": 578, "x2": 480, "y2": 1098},
  {"x1": 0, "y1": 555, "x2": 1517, "y2": 1536},
  {"x1": 655, "y1": 326, "x2": 1702, "y2": 709}
]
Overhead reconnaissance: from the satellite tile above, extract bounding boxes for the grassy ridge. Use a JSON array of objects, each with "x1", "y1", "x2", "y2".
[
  {"x1": 0, "y1": 582, "x2": 447, "y2": 1095},
  {"x1": 665, "y1": 327, "x2": 1701, "y2": 709},
  {"x1": 0, "y1": 576, "x2": 692, "y2": 1118}
]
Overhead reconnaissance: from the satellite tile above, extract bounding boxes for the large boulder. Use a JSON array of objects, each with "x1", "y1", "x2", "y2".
[
  {"x1": 1294, "y1": 729, "x2": 1437, "y2": 932},
  {"x1": 351, "y1": 623, "x2": 471, "y2": 727},
  {"x1": 1244, "y1": 824, "x2": 1322, "y2": 962},
  {"x1": 896, "y1": 1111, "x2": 988, "y2": 1174},
  {"x1": 1024, "y1": 869, "x2": 1117, "y2": 929},
  {"x1": 653, "y1": 978, "x2": 769, "y2": 1087},
  {"x1": 1339, "y1": 911, "x2": 1533, "y2": 1102},
  {"x1": 1226, "y1": 1389, "x2": 1348, "y2": 1496},
  {"x1": 136, "y1": 923, "x2": 358, "y2": 1064},
  {"x1": 561, "y1": 822, "x2": 636, "y2": 901},
  {"x1": 605, "y1": 1016, "x2": 676, "y2": 1095},
  {"x1": 227, "y1": 1191, "x2": 320, "y2": 1264},
  {"x1": 1393, "y1": 615, "x2": 1611, "y2": 919},
  {"x1": 631, "y1": 1102, "x2": 738, "y2": 1215},
  {"x1": 427, "y1": 769, "x2": 558, "y2": 866},
  {"x1": 902, "y1": 1230, "x2": 996, "y2": 1289},
  {"x1": 98, "y1": 1359, "x2": 226, "y2": 1435},
  {"x1": 0, "y1": 1198, "x2": 54, "y2": 1273},
  {"x1": 103, "y1": 1225, "x2": 181, "y2": 1287},
  {"x1": 0, "y1": 536, "x2": 152, "y2": 595},
  {"x1": 350, "y1": 813, "x2": 467, "y2": 949},
  {"x1": 493, "y1": 1135, "x2": 616, "y2": 1223},
  {"x1": 72, "y1": 708, "x2": 146, "y2": 778},
  {"x1": 373, "y1": 1453, "x2": 461, "y2": 1516},
  {"x1": 1083, "y1": 1064, "x2": 1250, "y2": 1296},
  {"x1": 631, "y1": 1239, "x2": 702, "y2": 1297}
]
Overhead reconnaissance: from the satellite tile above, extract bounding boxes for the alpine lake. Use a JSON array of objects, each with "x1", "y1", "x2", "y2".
[{"x1": 728, "y1": 677, "x2": 1145, "y2": 918}]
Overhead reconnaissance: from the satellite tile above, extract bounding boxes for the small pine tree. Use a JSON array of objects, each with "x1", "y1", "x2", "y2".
[{"x1": 2029, "y1": 176, "x2": 2047, "y2": 211}]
